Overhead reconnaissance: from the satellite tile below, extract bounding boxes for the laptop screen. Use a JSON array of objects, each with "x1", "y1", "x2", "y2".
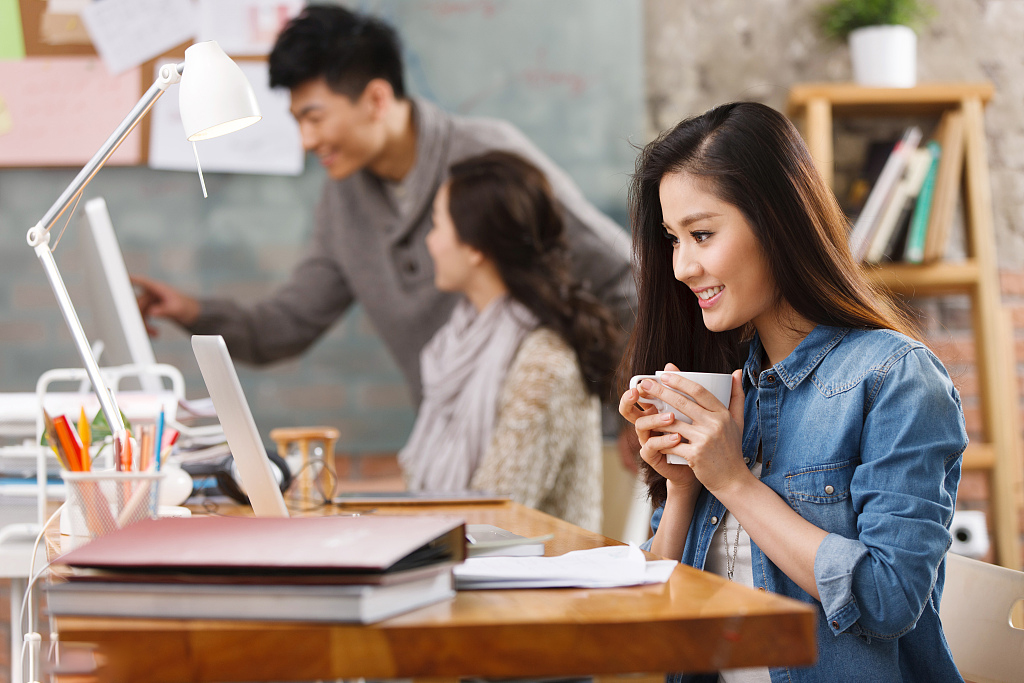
[{"x1": 191, "y1": 335, "x2": 289, "y2": 518}]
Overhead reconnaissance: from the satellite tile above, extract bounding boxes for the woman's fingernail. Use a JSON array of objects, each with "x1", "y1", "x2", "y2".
[
  {"x1": 661, "y1": 413, "x2": 673, "y2": 422},
  {"x1": 641, "y1": 379, "x2": 654, "y2": 390}
]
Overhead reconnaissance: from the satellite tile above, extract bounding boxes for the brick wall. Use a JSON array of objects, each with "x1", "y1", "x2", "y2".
[
  {"x1": 910, "y1": 273, "x2": 1024, "y2": 566},
  {"x1": 996, "y1": 273, "x2": 1024, "y2": 566}
]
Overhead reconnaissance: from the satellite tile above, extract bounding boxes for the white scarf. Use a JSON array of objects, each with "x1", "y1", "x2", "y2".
[{"x1": 399, "y1": 295, "x2": 538, "y2": 491}]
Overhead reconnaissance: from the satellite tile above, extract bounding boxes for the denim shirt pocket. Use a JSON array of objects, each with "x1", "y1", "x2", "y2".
[{"x1": 784, "y1": 458, "x2": 859, "y2": 538}]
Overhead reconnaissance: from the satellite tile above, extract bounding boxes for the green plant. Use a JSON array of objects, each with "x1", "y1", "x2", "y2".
[
  {"x1": 819, "y1": 0, "x2": 936, "y2": 40},
  {"x1": 41, "y1": 410, "x2": 131, "y2": 458}
]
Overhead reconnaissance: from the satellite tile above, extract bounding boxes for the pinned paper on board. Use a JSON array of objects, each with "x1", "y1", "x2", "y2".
[
  {"x1": 148, "y1": 60, "x2": 302, "y2": 176},
  {"x1": 39, "y1": 0, "x2": 92, "y2": 47},
  {"x1": 197, "y1": 0, "x2": 305, "y2": 56},
  {"x1": 47, "y1": 0, "x2": 90, "y2": 10},
  {"x1": 0, "y1": 0, "x2": 26, "y2": 58},
  {"x1": 81, "y1": 0, "x2": 197, "y2": 74},
  {"x1": 0, "y1": 58, "x2": 143, "y2": 167}
]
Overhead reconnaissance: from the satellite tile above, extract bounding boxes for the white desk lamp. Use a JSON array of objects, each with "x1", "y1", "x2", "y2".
[
  {"x1": 23, "y1": 41, "x2": 261, "y2": 460},
  {"x1": 19, "y1": 40, "x2": 260, "y2": 683}
]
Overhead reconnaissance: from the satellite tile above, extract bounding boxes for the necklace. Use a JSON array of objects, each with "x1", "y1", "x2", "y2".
[{"x1": 725, "y1": 519, "x2": 742, "y2": 581}]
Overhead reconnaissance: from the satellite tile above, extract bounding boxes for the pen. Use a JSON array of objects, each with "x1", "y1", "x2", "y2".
[
  {"x1": 120, "y1": 432, "x2": 133, "y2": 472},
  {"x1": 42, "y1": 409, "x2": 71, "y2": 470},
  {"x1": 78, "y1": 407, "x2": 92, "y2": 471},
  {"x1": 155, "y1": 407, "x2": 165, "y2": 471}
]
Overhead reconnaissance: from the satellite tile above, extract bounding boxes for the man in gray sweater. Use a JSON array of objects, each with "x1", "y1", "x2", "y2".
[{"x1": 135, "y1": 5, "x2": 635, "y2": 408}]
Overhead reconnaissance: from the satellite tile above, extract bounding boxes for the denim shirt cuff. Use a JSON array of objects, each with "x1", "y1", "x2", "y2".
[
  {"x1": 640, "y1": 536, "x2": 654, "y2": 553},
  {"x1": 815, "y1": 533, "x2": 869, "y2": 634}
]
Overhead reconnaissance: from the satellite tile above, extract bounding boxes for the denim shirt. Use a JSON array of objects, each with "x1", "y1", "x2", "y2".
[{"x1": 645, "y1": 325, "x2": 967, "y2": 683}]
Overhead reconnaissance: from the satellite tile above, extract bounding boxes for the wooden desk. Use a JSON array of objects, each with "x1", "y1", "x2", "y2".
[{"x1": 51, "y1": 502, "x2": 817, "y2": 682}]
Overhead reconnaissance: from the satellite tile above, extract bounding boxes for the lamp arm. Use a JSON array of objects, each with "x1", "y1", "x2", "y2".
[
  {"x1": 31, "y1": 240, "x2": 127, "y2": 442},
  {"x1": 24, "y1": 61, "x2": 184, "y2": 450},
  {"x1": 26, "y1": 62, "x2": 183, "y2": 246}
]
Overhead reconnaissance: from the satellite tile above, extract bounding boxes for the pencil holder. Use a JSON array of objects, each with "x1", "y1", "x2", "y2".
[{"x1": 60, "y1": 470, "x2": 162, "y2": 540}]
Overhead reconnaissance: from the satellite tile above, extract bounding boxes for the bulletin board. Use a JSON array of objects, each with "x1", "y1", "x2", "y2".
[
  {"x1": 0, "y1": 0, "x2": 189, "y2": 167},
  {"x1": 0, "y1": 0, "x2": 644, "y2": 197},
  {"x1": 1, "y1": 0, "x2": 301, "y2": 170}
]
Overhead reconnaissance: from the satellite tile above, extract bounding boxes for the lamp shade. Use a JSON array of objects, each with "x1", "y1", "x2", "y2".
[{"x1": 178, "y1": 41, "x2": 262, "y2": 141}]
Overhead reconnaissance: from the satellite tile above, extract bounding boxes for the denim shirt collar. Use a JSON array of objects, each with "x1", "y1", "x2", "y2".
[{"x1": 743, "y1": 324, "x2": 849, "y2": 390}]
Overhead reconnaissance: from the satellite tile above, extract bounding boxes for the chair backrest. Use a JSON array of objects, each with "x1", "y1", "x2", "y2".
[{"x1": 940, "y1": 552, "x2": 1024, "y2": 683}]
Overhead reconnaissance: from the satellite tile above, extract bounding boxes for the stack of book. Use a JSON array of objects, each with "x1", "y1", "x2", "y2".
[
  {"x1": 466, "y1": 523, "x2": 550, "y2": 557},
  {"x1": 846, "y1": 109, "x2": 966, "y2": 265},
  {"x1": 46, "y1": 515, "x2": 466, "y2": 623}
]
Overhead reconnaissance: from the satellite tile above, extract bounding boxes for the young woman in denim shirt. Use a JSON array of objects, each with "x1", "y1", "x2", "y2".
[{"x1": 618, "y1": 102, "x2": 967, "y2": 682}]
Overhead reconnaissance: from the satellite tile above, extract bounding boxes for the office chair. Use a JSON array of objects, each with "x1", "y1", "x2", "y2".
[{"x1": 940, "y1": 551, "x2": 1024, "y2": 683}]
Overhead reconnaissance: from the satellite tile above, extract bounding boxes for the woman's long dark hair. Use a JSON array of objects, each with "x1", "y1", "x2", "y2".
[
  {"x1": 627, "y1": 102, "x2": 916, "y2": 507},
  {"x1": 447, "y1": 151, "x2": 621, "y2": 399}
]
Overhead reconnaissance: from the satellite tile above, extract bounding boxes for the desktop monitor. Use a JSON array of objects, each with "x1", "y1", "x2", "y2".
[{"x1": 80, "y1": 197, "x2": 162, "y2": 393}]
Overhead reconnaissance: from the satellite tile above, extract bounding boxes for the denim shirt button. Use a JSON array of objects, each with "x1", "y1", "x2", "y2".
[
  {"x1": 766, "y1": 374, "x2": 775, "y2": 383},
  {"x1": 831, "y1": 620, "x2": 839, "y2": 630},
  {"x1": 743, "y1": 457, "x2": 750, "y2": 464},
  {"x1": 825, "y1": 485, "x2": 835, "y2": 494},
  {"x1": 711, "y1": 516, "x2": 719, "y2": 525}
]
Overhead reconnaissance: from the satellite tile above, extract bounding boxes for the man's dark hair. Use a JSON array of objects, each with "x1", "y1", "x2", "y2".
[{"x1": 269, "y1": 5, "x2": 406, "y2": 99}]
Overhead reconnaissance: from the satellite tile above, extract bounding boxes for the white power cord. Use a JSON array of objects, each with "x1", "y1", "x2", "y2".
[
  {"x1": 21, "y1": 633, "x2": 40, "y2": 683},
  {"x1": 18, "y1": 503, "x2": 64, "y2": 683}
]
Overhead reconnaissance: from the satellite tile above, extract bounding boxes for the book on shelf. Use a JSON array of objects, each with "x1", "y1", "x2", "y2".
[
  {"x1": 880, "y1": 201, "x2": 914, "y2": 263},
  {"x1": 466, "y1": 524, "x2": 549, "y2": 558},
  {"x1": 922, "y1": 110, "x2": 966, "y2": 263},
  {"x1": 844, "y1": 139, "x2": 896, "y2": 217},
  {"x1": 865, "y1": 146, "x2": 934, "y2": 264},
  {"x1": 848, "y1": 126, "x2": 923, "y2": 262},
  {"x1": 47, "y1": 515, "x2": 466, "y2": 623},
  {"x1": 903, "y1": 140, "x2": 942, "y2": 264}
]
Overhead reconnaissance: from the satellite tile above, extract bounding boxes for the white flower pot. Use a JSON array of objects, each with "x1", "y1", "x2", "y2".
[{"x1": 848, "y1": 25, "x2": 917, "y2": 87}]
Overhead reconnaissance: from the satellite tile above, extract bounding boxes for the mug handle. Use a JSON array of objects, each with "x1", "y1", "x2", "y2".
[{"x1": 629, "y1": 374, "x2": 660, "y2": 405}]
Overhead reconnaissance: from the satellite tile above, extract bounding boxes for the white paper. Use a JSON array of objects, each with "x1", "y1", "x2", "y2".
[
  {"x1": 47, "y1": 0, "x2": 90, "y2": 14},
  {"x1": 81, "y1": 0, "x2": 197, "y2": 75},
  {"x1": 176, "y1": 396, "x2": 217, "y2": 418},
  {"x1": 197, "y1": 0, "x2": 305, "y2": 57},
  {"x1": 454, "y1": 544, "x2": 677, "y2": 590},
  {"x1": 148, "y1": 60, "x2": 303, "y2": 176}
]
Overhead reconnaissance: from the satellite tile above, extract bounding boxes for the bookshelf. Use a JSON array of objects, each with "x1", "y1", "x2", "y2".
[{"x1": 787, "y1": 82, "x2": 1023, "y2": 570}]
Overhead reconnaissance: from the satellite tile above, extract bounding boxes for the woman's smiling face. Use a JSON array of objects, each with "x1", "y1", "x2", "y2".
[{"x1": 659, "y1": 171, "x2": 780, "y2": 335}]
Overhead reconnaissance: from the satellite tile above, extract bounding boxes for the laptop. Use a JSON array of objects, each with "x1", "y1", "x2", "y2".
[{"x1": 191, "y1": 335, "x2": 289, "y2": 518}]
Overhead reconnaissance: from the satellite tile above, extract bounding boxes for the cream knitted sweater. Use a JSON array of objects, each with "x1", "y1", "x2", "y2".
[{"x1": 469, "y1": 328, "x2": 602, "y2": 531}]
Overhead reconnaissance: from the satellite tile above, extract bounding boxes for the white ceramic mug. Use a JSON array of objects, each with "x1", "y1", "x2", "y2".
[{"x1": 629, "y1": 370, "x2": 733, "y2": 465}]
